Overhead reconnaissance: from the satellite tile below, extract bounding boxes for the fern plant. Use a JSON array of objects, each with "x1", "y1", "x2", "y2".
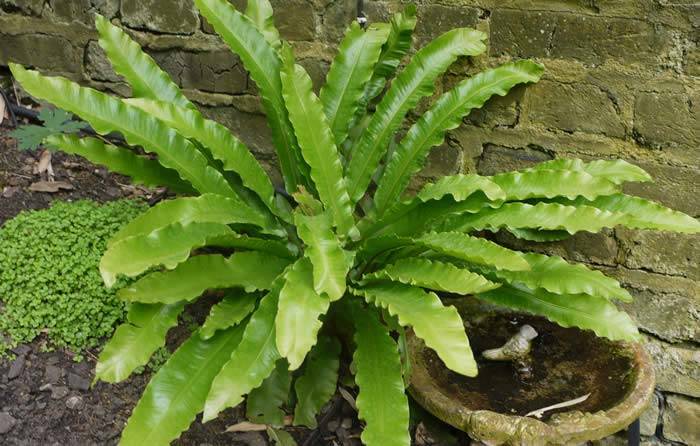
[{"x1": 9, "y1": 1, "x2": 699, "y2": 445}]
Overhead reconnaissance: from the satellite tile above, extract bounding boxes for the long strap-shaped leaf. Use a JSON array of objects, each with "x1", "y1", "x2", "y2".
[
  {"x1": 246, "y1": 359, "x2": 292, "y2": 426},
  {"x1": 276, "y1": 258, "x2": 331, "y2": 370},
  {"x1": 293, "y1": 336, "x2": 340, "y2": 428},
  {"x1": 561, "y1": 194, "x2": 700, "y2": 233},
  {"x1": 10, "y1": 64, "x2": 235, "y2": 199},
  {"x1": 353, "y1": 282, "x2": 476, "y2": 376},
  {"x1": 320, "y1": 22, "x2": 390, "y2": 147},
  {"x1": 119, "y1": 325, "x2": 246, "y2": 445},
  {"x1": 95, "y1": 14, "x2": 195, "y2": 110},
  {"x1": 195, "y1": 0, "x2": 307, "y2": 193},
  {"x1": 109, "y1": 194, "x2": 271, "y2": 248},
  {"x1": 354, "y1": 5, "x2": 417, "y2": 121},
  {"x1": 351, "y1": 302, "x2": 410, "y2": 446},
  {"x1": 125, "y1": 98, "x2": 279, "y2": 215},
  {"x1": 363, "y1": 258, "x2": 499, "y2": 295},
  {"x1": 46, "y1": 134, "x2": 194, "y2": 194},
  {"x1": 417, "y1": 174, "x2": 506, "y2": 203},
  {"x1": 443, "y1": 202, "x2": 625, "y2": 234},
  {"x1": 118, "y1": 252, "x2": 290, "y2": 304},
  {"x1": 95, "y1": 302, "x2": 185, "y2": 383},
  {"x1": 374, "y1": 61, "x2": 543, "y2": 213},
  {"x1": 492, "y1": 169, "x2": 619, "y2": 201},
  {"x1": 529, "y1": 158, "x2": 652, "y2": 185},
  {"x1": 417, "y1": 231, "x2": 530, "y2": 271},
  {"x1": 476, "y1": 284, "x2": 640, "y2": 341},
  {"x1": 475, "y1": 253, "x2": 632, "y2": 302},
  {"x1": 245, "y1": 0, "x2": 281, "y2": 50},
  {"x1": 345, "y1": 28, "x2": 486, "y2": 203},
  {"x1": 295, "y1": 212, "x2": 353, "y2": 301},
  {"x1": 204, "y1": 285, "x2": 282, "y2": 422},
  {"x1": 280, "y1": 45, "x2": 356, "y2": 236},
  {"x1": 200, "y1": 291, "x2": 259, "y2": 340}
]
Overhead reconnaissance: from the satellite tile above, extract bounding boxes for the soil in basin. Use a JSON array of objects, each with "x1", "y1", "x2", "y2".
[{"x1": 420, "y1": 305, "x2": 635, "y2": 421}]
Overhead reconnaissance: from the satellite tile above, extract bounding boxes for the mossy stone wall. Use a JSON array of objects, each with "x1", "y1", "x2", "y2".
[{"x1": 1, "y1": 1, "x2": 698, "y2": 443}]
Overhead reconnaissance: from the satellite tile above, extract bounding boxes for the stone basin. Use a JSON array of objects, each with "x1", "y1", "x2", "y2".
[{"x1": 408, "y1": 297, "x2": 655, "y2": 445}]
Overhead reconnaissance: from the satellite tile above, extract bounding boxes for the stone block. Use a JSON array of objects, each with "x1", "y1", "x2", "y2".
[
  {"x1": 0, "y1": 33, "x2": 82, "y2": 75},
  {"x1": 644, "y1": 339, "x2": 700, "y2": 398},
  {"x1": 321, "y1": 0, "x2": 355, "y2": 43},
  {"x1": 475, "y1": 144, "x2": 553, "y2": 175},
  {"x1": 272, "y1": 0, "x2": 316, "y2": 41},
  {"x1": 420, "y1": 144, "x2": 462, "y2": 178},
  {"x1": 525, "y1": 80, "x2": 625, "y2": 137},
  {"x1": 634, "y1": 91, "x2": 699, "y2": 150},
  {"x1": 121, "y1": 0, "x2": 199, "y2": 34},
  {"x1": 297, "y1": 57, "x2": 329, "y2": 94},
  {"x1": 151, "y1": 50, "x2": 248, "y2": 95},
  {"x1": 414, "y1": 4, "x2": 480, "y2": 46},
  {"x1": 466, "y1": 85, "x2": 522, "y2": 128},
  {"x1": 201, "y1": 106, "x2": 275, "y2": 156},
  {"x1": 46, "y1": 0, "x2": 92, "y2": 24},
  {"x1": 0, "y1": 0, "x2": 43, "y2": 15},
  {"x1": 640, "y1": 392, "x2": 660, "y2": 436},
  {"x1": 622, "y1": 162, "x2": 699, "y2": 217},
  {"x1": 490, "y1": 10, "x2": 670, "y2": 66},
  {"x1": 85, "y1": 41, "x2": 122, "y2": 83},
  {"x1": 617, "y1": 229, "x2": 699, "y2": 279},
  {"x1": 663, "y1": 396, "x2": 700, "y2": 444}
]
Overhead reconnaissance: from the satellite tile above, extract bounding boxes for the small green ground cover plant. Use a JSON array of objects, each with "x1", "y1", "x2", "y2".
[
  {"x1": 0, "y1": 200, "x2": 145, "y2": 358},
  {"x1": 8, "y1": 0, "x2": 700, "y2": 444}
]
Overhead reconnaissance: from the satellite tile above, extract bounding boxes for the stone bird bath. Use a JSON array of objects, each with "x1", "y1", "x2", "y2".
[{"x1": 408, "y1": 298, "x2": 655, "y2": 445}]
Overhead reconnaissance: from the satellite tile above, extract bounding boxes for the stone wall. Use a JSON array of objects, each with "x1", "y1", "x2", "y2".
[{"x1": 1, "y1": 0, "x2": 698, "y2": 443}]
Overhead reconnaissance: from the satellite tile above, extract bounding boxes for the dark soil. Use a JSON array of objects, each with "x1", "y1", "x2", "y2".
[{"x1": 0, "y1": 122, "x2": 374, "y2": 445}]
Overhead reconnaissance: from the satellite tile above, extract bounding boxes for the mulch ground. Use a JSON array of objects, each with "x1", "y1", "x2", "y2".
[{"x1": 0, "y1": 119, "x2": 463, "y2": 446}]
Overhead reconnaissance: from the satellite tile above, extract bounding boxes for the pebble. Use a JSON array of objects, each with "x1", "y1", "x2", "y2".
[
  {"x1": 7, "y1": 357, "x2": 25, "y2": 380},
  {"x1": 327, "y1": 419, "x2": 340, "y2": 431},
  {"x1": 0, "y1": 412, "x2": 17, "y2": 434},
  {"x1": 67, "y1": 373, "x2": 90, "y2": 391},
  {"x1": 11, "y1": 345, "x2": 31, "y2": 357},
  {"x1": 44, "y1": 365, "x2": 63, "y2": 384},
  {"x1": 65, "y1": 395, "x2": 85, "y2": 410},
  {"x1": 50, "y1": 386, "x2": 70, "y2": 400},
  {"x1": 341, "y1": 417, "x2": 353, "y2": 429}
]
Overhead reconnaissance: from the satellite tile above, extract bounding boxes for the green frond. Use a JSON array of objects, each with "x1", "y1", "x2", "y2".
[
  {"x1": 245, "y1": 0, "x2": 281, "y2": 50},
  {"x1": 246, "y1": 359, "x2": 292, "y2": 426},
  {"x1": 491, "y1": 169, "x2": 619, "y2": 201},
  {"x1": 530, "y1": 158, "x2": 652, "y2": 185},
  {"x1": 293, "y1": 337, "x2": 340, "y2": 428},
  {"x1": 346, "y1": 27, "x2": 487, "y2": 204},
  {"x1": 117, "y1": 252, "x2": 290, "y2": 304},
  {"x1": 200, "y1": 291, "x2": 259, "y2": 340}
]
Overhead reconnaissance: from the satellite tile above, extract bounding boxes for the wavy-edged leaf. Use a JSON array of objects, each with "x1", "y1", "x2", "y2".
[
  {"x1": 95, "y1": 14, "x2": 194, "y2": 110},
  {"x1": 417, "y1": 231, "x2": 529, "y2": 271},
  {"x1": 109, "y1": 194, "x2": 270, "y2": 248},
  {"x1": 96, "y1": 302, "x2": 185, "y2": 383},
  {"x1": 320, "y1": 22, "x2": 390, "y2": 146},
  {"x1": 195, "y1": 0, "x2": 306, "y2": 192},
  {"x1": 200, "y1": 291, "x2": 259, "y2": 340},
  {"x1": 46, "y1": 134, "x2": 194, "y2": 194},
  {"x1": 374, "y1": 61, "x2": 543, "y2": 213},
  {"x1": 276, "y1": 258, "x2": 330, "y2": 370},
  {"x1": 357, "y1": 5, "x2": 417, "y2": 112},
  {"x1": 364, "y1": 258, "x2": 499, "y2": 295},
  {"x1": 417, "y1": 174, "x2": 506, "y2": 203},
  {"x1": 351, "y1": 303, "x2": 410, "y2": 446},
  {"x1": 280, "y1": 45, "x2": 355, "y2": 236},
  {"x1": 118, "y1": 252, "x2": 290, "y2": 304},
  {"x1": 293, "y1": 336, "x2": 340, "y2": 428},
  {"x1": 203, "y1": 285, "x2": 282, "y2": 422},
  {"x1": 476, "y1": 284, "x2": 640, "y2": 342},
  {"x1": 345, "y1": 28, "x2": 486, "y2": 203},
  {"x1": 492, "y1": 169, "x2": 619, "y2": 201},
  {"x1": 125, "y1": 98, "x2": 278, "y2": 214},
  {"x1": 245, "y1": 0, "x2": 281, "y2": 50},
  {"x1": 267, "y1": 428, "x2": 297, "y2": 446},
  {"x1": 206, "y1": 232, "x2": 297, "y2": 259},
  {"x1": 563, "y1": 194, "x2": 700, "y2": 233},
  {"x1": 295, "y1": 212, "x2": 353, "y2": 301},
  {"x1": 101, "y1": 222, "x2": 235, "y2": 287},
  {"x1": 120, "y1": 325, "x2": 245, "y2": 445},
  {"x1": 353, "y1": 282, "x2": 476, "y2": 376},
  {"x1": 9, "y1": 64, "x2": 236, "y2": 199},
  {"x1": 530, "y1": 158, "x2": 652, "y2": 185},
  {"x1": 443, "y1": 202, "x2": 625, "y2": 234},
  {"x1": 246, "y1": 359, "x2": 292, "y2": 426},
  {"x1": 481, "y1": 253, "x2": 631, "y2": 302}
]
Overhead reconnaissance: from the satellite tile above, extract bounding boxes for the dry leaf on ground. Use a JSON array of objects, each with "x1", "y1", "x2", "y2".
[
  {"x1": 28, "y1": 180, "x2": 73, "y2": 193},
  {"x1": 224, "y1": 421, "x2": 268, "y2": 433}
]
